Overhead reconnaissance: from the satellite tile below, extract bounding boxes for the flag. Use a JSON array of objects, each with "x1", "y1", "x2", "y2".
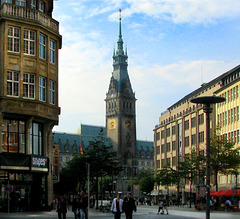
[{"x1": 80, "y1": 142, "x2": 83, "y2": 155}]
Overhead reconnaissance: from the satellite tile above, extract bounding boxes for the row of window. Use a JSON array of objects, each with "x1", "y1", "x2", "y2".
[
  {"x1": 7, "y1": 70, "x2": 56, "y2": 104},
  {"x1": 8, "y1": 26, "x2": 56, "y2": 64},
  {"x1": 156, "y1": 114, "x2": 204, "y2": 141},
  {"x1": 217, "y1": 106, "x2": 239, "y2": 127},
  {"x1": 218, "y1": 85, "x2": 239, "y2": 107},
  {"x1": 1, "y1": 0, "x2": 45, "y2": 12},
  {"x1": 2, "y1": 119, "x2": 43, "y2": 155},
  {"x1": 108, "y1": 101, "x2": 133, "y2": 111}
]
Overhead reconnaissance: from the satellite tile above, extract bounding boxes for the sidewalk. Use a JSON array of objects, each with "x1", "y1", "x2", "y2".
[{"x1": 0, "y1": 204, "x2": 239, "y2": 218}]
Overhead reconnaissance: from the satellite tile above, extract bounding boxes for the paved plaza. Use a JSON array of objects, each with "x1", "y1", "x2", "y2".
[{"x1": 0, "y1": 205, "x2": 239, "y2": 219}]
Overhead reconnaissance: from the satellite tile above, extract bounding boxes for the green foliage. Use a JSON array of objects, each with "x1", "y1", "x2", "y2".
[
  {"x1": 55, "y1": 128, "x2": 122, "y2": 195},
  {"x1": 156, "y1": 164, "x2": 180, "y2": 187},
  {"x1": 129, "y1": 168, "x2": 155, "y2": 194},
  {"x1": 210, "y1": 128, "x2": 240, "y2": 191}
]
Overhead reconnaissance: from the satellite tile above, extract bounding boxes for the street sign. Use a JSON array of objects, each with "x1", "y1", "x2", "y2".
[{"x1": 5, "y1": 184, "x2": 13, "y2": 193}]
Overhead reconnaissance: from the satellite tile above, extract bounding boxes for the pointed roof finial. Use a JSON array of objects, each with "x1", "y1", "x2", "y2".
[{"x1": 117, "y1": 8, "x2": 124, "y2": 55}]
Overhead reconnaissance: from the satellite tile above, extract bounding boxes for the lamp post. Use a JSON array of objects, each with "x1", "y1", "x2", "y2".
[{"x1": 190, "y1": 96, "x2": 225, "y2": 219}]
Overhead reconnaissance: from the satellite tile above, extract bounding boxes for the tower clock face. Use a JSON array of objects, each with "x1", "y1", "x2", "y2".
[
  {"x1": 109, "y1": 120, "x2": 116, "y2": 129},
  {"x1": 125, "y1": 120, "x2": 131, "y2": 128}
]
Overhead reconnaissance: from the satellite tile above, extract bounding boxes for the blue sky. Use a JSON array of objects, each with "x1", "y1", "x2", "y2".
[{"x1": 52, "y1": 0, "x2": 240, "y2": 141}]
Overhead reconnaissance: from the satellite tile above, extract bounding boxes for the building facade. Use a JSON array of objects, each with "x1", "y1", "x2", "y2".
[
  {"x1": 53, "y1": 124, "x2": 154, "y2": 184},
  {"x1": 105, "y1": 13, "x2": 138, "y2": 193},
  {"x1": 154, "y1": 65, "x2": 240, "y2": 203},
  {"x1": 215, "y1": 67, "x2": 240, "y2": 190},
  {"x1": 0, "y1": 0, "x2": 61, "y2": 211}
]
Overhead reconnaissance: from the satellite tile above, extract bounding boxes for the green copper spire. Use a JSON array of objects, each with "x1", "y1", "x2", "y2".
[{"x1": 117, "y1": 9, "x2": 124, "y2": 55}]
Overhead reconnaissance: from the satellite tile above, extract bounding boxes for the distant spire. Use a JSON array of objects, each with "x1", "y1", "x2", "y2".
[{"x1": 117, "y1": 8, "x2": 124, "y2": 55}]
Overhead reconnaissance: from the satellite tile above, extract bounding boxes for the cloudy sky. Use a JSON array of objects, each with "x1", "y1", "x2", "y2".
[{"x1": 52, "y1": 0, "x2": 240, "y2": 141}]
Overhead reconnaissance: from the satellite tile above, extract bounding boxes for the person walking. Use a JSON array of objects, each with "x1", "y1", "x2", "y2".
[
  {"x1": 56, "y1": 195, "x2": 69, "y2": 219},
  {"x1": 80, "y1": 190, "x2": 88, "y2": 219},
  {"x1": 111, "y1": 193, "x2": 123, "y2": 219},
  {"x1": 72, "y1": 194, "x2": 80, "y2": 219},
  {"x1": 123, "y1": 192, "x2": 136, "y2": 219},
  {"x1": 157, "y1": 200, "x2": 163, "y2": 214},
  {"x1": 163, "y1": 199, "x2": 169, "y2": 215}
]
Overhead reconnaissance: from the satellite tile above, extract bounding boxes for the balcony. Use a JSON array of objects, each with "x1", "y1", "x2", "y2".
[{"x1": 0, "y1": 3, "x2": 59, "y2": 33}]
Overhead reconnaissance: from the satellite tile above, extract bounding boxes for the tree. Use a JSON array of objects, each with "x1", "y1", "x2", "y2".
[
  {"x1": 129, "y1": 168, "x2": 155, "y2": 195},
  {"x1": 178, "y1": 149, "x2": 205, "y2": 208},
  {"x1": 210, "y1": 129, "x2": 240, "y2": 191},
  {"x1": 55, "y1": 128, "x2": 122, "y2": 201},
  {"x1": 155, "y1": 165, "x2": 181, "y2": 199}
]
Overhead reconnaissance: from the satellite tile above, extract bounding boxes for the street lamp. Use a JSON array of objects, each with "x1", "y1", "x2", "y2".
[{"x1": 191, "y1": 96, "x2": 225, "y2": 219}]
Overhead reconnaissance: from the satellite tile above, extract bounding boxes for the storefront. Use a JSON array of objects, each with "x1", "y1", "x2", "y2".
[{"x1": 0, "y1": 154, "x2": 49, "y2": 212}]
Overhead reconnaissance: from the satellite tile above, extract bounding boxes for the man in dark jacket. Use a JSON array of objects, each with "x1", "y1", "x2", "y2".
[{"x1": 123, "y1": 192, "x2": 136, "y2": 219}]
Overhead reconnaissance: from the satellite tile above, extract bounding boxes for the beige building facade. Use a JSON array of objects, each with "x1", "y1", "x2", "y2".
[
  {"x1": 154, "y1": 65, "x2": 240, "y2": 202},
  {"x1": 0, "y1": 0, "x2": 61, "y2": 211}
]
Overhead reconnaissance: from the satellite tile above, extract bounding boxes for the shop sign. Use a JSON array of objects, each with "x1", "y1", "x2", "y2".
[{"x1": 31, "y1": 156, "x2": 49, "y2": 172}]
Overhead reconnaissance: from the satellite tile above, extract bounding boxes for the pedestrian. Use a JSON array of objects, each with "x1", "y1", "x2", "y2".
[
  {"x1": 72, "y1": 194, "x2": 80, "y2": 219},
  {"x1": 163, "y1": 199, "x2": 169, "y2": 215},
  {"x1": 225, "y1": 199, "x2": 231, "y2": 212},
  {"x1": 56, "y1": 195, "x2": 69, "y2": 219},
  {"x1": 80, "y1": 190, "x2": 88, "y2": 219},
  {"x1": 123, "y1": 192, "x2": 136, "y2": 219},
  {"x1": 157, "y1": 200, "x2": 163, "y2": 214},
  {"x1": 111, "y1": 193, "x2": 123, "y2": 219}
]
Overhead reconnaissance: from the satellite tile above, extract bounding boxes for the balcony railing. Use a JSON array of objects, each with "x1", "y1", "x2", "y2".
[{"x1": 0, "y1": 3, "x2": 59, "y2": 33}]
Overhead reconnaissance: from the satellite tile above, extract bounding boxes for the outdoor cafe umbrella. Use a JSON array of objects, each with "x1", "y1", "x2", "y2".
[{"x1": 213, "y1": 189, "x2": 240, "y2": 197}]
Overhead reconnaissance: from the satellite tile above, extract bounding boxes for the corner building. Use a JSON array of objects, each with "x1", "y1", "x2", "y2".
[{"x1": 0, "y1": 0, "x2": 61, "y2": 211}]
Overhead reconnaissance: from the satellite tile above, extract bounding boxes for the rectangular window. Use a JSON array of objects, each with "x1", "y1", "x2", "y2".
[
  {"x1": 172, "y1": 141, "x2": 176, "y2": 151},
  {"x1": 191, "y1": 117, "x2": 196, "y2": 127},
  {"x1": 199, "y1": 131, "x2": 204, "y2": 143},
  {"x1": 49, "y1": 40, "x2": 56, "y2": 64},
  {"x1": 49, "y1": 80, "x2": 55, "y2": 104},
  {"x1": 166, "y1": 128, "x2": 170, "y2": 137},
  {"x1": 24, "y1": 30, "x2": 36, "y2": 55},
  {"x1": 156, "y1": 132, "x2": 160, "y2": 140},
  {"x1": 161, "y1": 130, "x2": 165, "y2": 139},
  {"x1": 31, "y1": 0, "x2": 36, "y2": 9},
  {"x1": 161, "y1": 144, "x2": 165, "y2": 153},
  {"x1": 39, "y1": 0, "x2": 45, "y2": 12},
  {"x1": 39, "y1": 76, "x2": 46, "y2": 101},
  {"x1": 172, "y1": 126, "x2": 176, "y2": 135},
  {"x1": 15, "y1": 0, "x2": 26, "y2": 6},
  {"x1": 156, "y1": 146, "x2": 160, "y2": 154},
  {"x1": 1, "y1": 0, "x2": 12, "y2": 4},
  {"x1": 30, "y1": 122, "x2": 43, "y2": 155},
  {"x1": 23, "y1": 73, "x2": 35, "y2": 99},
  {"x1": 39, "y1": 34, "x2": 46, "y2": 59},
  {"x1": 191, "y1": 134, "x2": 196, "y2": 145},
  {"x1": 198, "y1": 114, "x2": 204, "y2": 125},
  {"x1": 184, "y1": 136, "x2": 189, "y2": 147},
  {"x1": 184, "y1": 120, "x2": 189, "y2": 130},
  {"x1": 7, "y1": 70, "x2": 19, "y2": 97},
  {"x1": 166, "y1": 142, "x2": 170, "y2": 152},
  {"x1": 8, "y1": 26, "x2": 20, "y2": 53},
  {"x1": 2, "y1": 119, "x2": 26, "y2": 153},
  {"x1": 172, "y1": 157, "x2": 177, "y2": 166}
]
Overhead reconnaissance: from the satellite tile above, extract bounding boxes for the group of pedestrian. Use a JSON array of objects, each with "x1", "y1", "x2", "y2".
[
  {"x1": 56, "y1": 190, "x2": 88, "y2": 219},
  {"x1": 157, "y1": 199, "x2": 168, "y2": 215},
  {"x1": 111, "y1": 192, "x2": 137, "y2": 219}
]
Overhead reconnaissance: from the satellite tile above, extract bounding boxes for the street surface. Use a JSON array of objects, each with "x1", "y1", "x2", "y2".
[{"x1": 0, "y1": 205, "x2": 239, "y2": 218}]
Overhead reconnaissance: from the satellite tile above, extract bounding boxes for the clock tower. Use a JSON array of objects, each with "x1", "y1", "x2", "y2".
[{"x1": 105, "y1": 10, "x2": 137, "y2": 192}]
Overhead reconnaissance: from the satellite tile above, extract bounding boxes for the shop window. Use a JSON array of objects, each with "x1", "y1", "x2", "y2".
[
  {"x1": 30, "y1": 122, "x2": 43, "y2": 155},
  {"x1": 2, "y1": 119, "x2": 26, "y2": 153}
]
